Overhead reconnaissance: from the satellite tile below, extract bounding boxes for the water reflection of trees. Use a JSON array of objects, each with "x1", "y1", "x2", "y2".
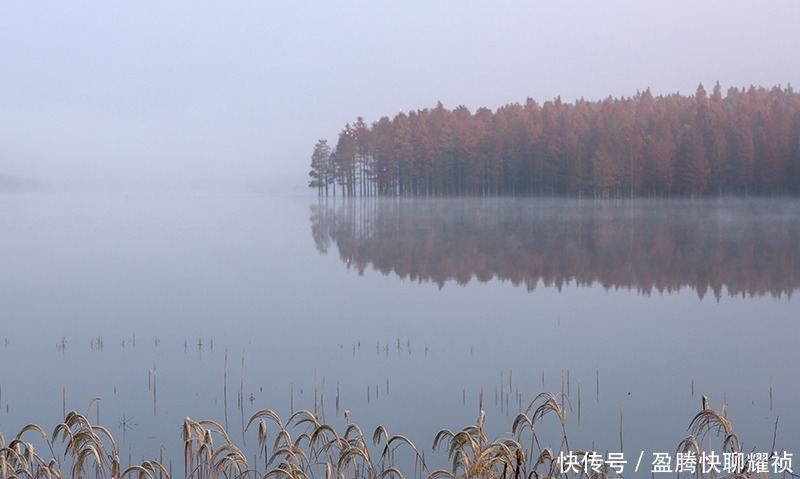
[{"x1": 309, "y1": 198, "x2": 799, "y2": 299}]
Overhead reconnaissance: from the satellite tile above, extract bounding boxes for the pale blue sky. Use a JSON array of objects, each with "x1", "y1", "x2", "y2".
[{"x1": 1, "y1": 1, "x2": 798, "y2": 191}]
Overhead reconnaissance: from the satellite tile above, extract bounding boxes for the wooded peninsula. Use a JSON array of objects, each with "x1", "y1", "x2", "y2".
[{"x1": 309, "y1": 83, "x2": 800, "y2": 197}]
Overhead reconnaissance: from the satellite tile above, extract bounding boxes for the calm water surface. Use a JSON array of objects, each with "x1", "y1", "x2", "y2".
[{"x1": 0, "y1": 191, "x2": 797, "y2": 472}]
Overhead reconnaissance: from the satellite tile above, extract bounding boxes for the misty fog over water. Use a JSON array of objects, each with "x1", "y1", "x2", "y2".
[
  {"x1": 3, "y1": 1, "x2": 800, "y2": 475},
  {"x1": 0, "y1": 190, "x2": 796, "y2": 471}
]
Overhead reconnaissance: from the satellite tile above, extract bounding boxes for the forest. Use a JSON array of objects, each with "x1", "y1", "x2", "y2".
[{"x1": 309, "y1": 83, "x2": 800, "y2": 197}]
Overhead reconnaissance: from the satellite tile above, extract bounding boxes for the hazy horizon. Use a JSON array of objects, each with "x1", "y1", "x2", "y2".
[{"x1": 2, "y1": 1, "x2": 799, "y2": 191}]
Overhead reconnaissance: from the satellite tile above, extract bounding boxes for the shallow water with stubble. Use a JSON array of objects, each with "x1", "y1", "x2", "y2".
[{"x1": 0, "y1": 191, "x2": 797, "y2": 474}]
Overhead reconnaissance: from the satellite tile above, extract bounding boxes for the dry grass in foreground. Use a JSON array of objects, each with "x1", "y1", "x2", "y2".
[{"x1": 0, "y1": 393, "x2": 790, "y2": 479}]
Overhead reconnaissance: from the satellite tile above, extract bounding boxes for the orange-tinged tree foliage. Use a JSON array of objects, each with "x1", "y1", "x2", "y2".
[{"x1": 312, "y1": 84, "x2": 800, "y2": 196}]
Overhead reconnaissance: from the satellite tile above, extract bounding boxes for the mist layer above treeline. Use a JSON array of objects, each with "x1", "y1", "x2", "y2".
[
  {"x1": 310, "y1": 83, "x2": 800, "y2": 197},
  {"x1": 310, "y1": 198, "x2": 799, "y2": 299}
]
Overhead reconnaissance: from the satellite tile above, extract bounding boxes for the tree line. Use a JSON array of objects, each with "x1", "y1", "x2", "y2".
[{"x1": 309, "y1": 83, "x2": 800, "y2": 197}]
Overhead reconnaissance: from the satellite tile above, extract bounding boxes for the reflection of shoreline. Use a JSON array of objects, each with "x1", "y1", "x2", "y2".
[{"x1": 310, "y1": 198, "x2": 800, "y2": 299}]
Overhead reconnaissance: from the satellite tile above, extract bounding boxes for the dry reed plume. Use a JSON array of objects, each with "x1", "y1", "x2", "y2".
[{"x1": 0, "y1": 395, "x2": 785, "y2": 479}]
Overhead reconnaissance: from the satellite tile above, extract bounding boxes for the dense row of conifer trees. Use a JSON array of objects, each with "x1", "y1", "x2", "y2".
[{"x1": 309, "y1": 83, "x2": 800, "y2": 197}]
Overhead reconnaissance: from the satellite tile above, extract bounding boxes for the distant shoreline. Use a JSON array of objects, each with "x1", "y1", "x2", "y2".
[{"x1": 0, "y1": 175, "x2": 25, "y2": 190}]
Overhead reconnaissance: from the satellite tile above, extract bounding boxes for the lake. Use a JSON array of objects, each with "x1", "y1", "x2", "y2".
[{"x1": 0, "y1": 191, "x2": 797, "y2": 477}]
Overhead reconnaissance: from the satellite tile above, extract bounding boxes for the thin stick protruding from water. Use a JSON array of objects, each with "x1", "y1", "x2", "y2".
[
  {"x1": 771, "y1": 416, "x2": 779, "y2": 453},
  {"x1": 770, "y1": 377, "x2": 773, "y2": 410},
  {"x1": 500, "y1": 373, "x2": 504, "y2": 414},
  {"x1": 153, "y1": 361, "x2": 157, "y2": 416},
  {"x1": 240, "y1": 349, "x2": 245, "y2": 412},
  {"x1": 619, "y1": 406, "x2": 624, "y2": 454},
  {"x1": 577, "y1": 380, "x2": 581, "y2": 425},
  {"x1": 567, "y1": 369, "x2": 570, "y2": 397},
  {"x1": 240, "y1": 350, "x2": 246, "y2": 446},
  {"x1": 723, "y1": 392, "x2": 727, "y2": 417},
  {"x1": 223, "y1": 347, "x2": 229, "y2": 430},
  {"x1": 596, "y1": 368, "x2": 599, "y2": 402},
  {"x1": 320, "y1": 390, "x2": 325, "y2": 423}
]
